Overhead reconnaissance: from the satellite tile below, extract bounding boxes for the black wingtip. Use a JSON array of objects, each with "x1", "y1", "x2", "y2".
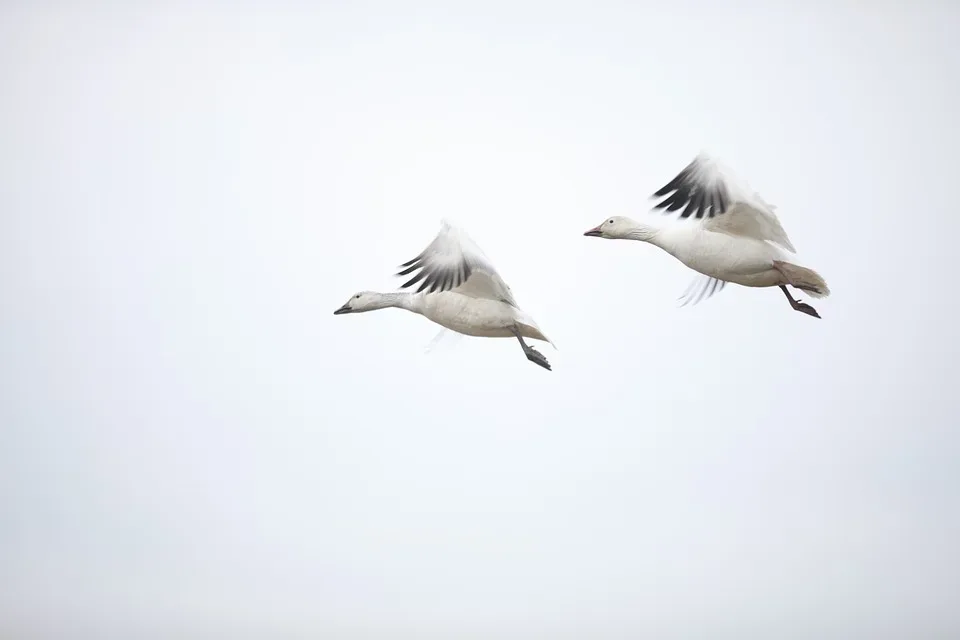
[
  {"x1": 400, "y1": 271, "x2": 426, "y2": 290},
  {"x1": 396, "y1": 261, "x2": 421, "y2": 277},
  {"x1": 399, "y1": 253, "x2": 423, "y2": 268},
  {"x1": 653, "y1": 166, "x2": 690, "y2": 198},
  {"x1": 651, "y1": 157, "x2": 731, "y2": 220},
  {"x1": 397, "y1": 261, "x2": 473, "y2": 296}
]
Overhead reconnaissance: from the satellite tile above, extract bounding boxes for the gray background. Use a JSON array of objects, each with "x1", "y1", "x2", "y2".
[{"x1": 2, "y1": 2, "x2": 958, "y2": 638}]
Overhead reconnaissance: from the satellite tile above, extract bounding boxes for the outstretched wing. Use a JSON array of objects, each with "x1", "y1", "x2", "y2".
[
  {"x1": 395, "y1": 220, "x2": 517, "y2": 306},
  {"x1": 652, "y1": 152, "x2": 796, "y2": 253},
  {"x1": 652, "y1": 153, "x2": 733, "y2": 221},
  {"x1": 677, "y1": 273, "x2": 727, "y2": 307}
]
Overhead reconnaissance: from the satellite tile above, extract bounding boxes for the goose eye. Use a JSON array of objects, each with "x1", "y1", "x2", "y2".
[{"x1": 355, "y1": 295, "x2": 360, "y2": 299}]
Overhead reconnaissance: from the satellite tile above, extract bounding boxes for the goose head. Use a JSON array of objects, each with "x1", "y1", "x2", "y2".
[
  {"x1": 333, "y1": 291, "x2": 381, "y2": 315},
  {"x1": 584, "y1": 216, "x2": 634, "y2": 240}
]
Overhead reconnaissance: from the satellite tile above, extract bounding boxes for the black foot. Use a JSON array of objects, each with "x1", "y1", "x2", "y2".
[
  {"x1": 523, "y1": 345, "x2": 552, "y2": 371},
  {"x1": 793, "y1": 301, "x2": 821, "y2": 319}
]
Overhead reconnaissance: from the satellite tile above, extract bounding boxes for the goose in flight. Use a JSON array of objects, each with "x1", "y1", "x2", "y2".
[
  {"x1": 334, "y1": 220, "x2": 554, "y2": 370},
  {"x1": 584, "y1": 152, "x2": 830, "y2": 318}
]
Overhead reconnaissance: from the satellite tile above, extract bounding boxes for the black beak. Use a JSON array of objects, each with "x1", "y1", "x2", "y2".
[
  {"x1": 333, "y1": 304, "x2": 351, "y2": 315},
  {"x1": 584, "y1": 227, "x2": 603, "y2": 237}
]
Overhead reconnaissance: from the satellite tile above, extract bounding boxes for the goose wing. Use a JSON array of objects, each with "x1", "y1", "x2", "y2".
[
  {"x1": 395, "y1": 220, "x2": 517, "y2": 306},
  {"x1": 678, "y1": 273, "x2": 727, "y2": 307},
  {"x1": 652, "y1": 152, "x2": 796, "y2": 253}
]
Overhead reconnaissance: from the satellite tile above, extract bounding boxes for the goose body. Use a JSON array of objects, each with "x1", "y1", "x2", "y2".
[
  {"x1": 585, "y1": 152, "x2": 830, "y2": 316},
  {"x1": 417, "y1": 292, "x2": 548, "y2": 341},
  {"x1": 334, "y1": 220, "x2": 553, "y2": 369},
  {"x1": 654, "y1": 225, "x2": 787, "y2": 288}
]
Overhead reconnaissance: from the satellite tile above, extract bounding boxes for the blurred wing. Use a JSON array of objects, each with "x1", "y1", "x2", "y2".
[
  {"x1": 423, "y1": 328, "x2": 463, "y2": 354},
  {"x1": 652, "y1": 152, "x2": 796, "y2": 253},
  {"x1": 652, "y1": 152, "x2": 733, "y2": 221},
  {"x1": 678, "y1": 273, "x2": 727, "y2": 307},
  {"x1": 395, "y1": 220, "x2": 517, "y2": 306}
]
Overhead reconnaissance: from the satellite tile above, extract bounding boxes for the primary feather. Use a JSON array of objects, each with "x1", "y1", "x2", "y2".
[
  {"x1": 395, "y1": 220, "x2": 518, "y2": 307},
  {"x1": 653, "y1": 152, "x2": 797, "y2": 253},
  {"x1": 678, "y1": 274, "x2": 727, "y2": 307}
]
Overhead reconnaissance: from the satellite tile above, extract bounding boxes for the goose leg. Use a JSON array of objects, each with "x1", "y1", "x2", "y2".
[
  {"x1": 510, "y1": 326, "x2": 551, "y2": 371},
  {"x1": 779, "y1": 285, "x2": 820, "y2": 319}
]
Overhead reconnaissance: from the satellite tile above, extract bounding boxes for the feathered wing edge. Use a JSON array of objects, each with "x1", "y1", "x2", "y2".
[
  {"x1": 654, "y1": 152, "x2": 798, "y2": 253},
  {"x1": 395, "y1": 220, "x2": 476, "y2": 294},
  {"x1": 652, "y1": 152, "x2": 732, "y2": 221},
  {"x1": 678, "y1": 273, "x2": 728, "y2": 307}
]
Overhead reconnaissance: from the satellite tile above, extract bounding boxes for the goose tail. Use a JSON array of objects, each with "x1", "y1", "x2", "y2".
[
  {"x1": 524, "y1": 322, "x2": 556, "y2": 350},
  {"x1": 530, "y1": 326, "x2": 557, "y2": 350},
  {"x1": 774, "y1": 261, "x2": 831, "y2": 299}
]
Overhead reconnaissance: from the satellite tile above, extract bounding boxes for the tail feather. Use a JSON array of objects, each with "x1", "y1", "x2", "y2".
[
  {"x1": 529, "y1": 326, "x2": 556, "y2": 349},
  {"x1": 774, "y1": 261, "x2": 830, "y2": 298}
]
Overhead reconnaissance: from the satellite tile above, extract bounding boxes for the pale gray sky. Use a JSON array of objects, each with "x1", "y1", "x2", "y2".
[{"x1": 2, "y1": 2, "x2": 959, "y2": 638}]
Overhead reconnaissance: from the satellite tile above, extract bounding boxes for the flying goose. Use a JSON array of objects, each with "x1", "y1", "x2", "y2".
[
  {"x1": 584, "y1": 152, "x2": 830, "y2": 318},
  {"x1": 334, "y1": 220, "x2": 554, "y2": 370}
]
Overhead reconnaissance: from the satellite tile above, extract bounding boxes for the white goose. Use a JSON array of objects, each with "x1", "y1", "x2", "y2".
[
  {"x1": 334, "y1": 220, "x2": 554, "y2": 370},
  {"x1": 585, "y1": 152, "x2": 830, "y2": 318}
]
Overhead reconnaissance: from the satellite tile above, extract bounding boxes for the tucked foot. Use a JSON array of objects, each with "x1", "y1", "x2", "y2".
[
  {"x1": 794, "y1": 301, "x2": 821, "y2": 319},
  {"x1": 779, "y1": 285, "x2": 821, "y2": 319},
  {"x1": 523, "y1": 345, "x2": 552, "y2": 371}
]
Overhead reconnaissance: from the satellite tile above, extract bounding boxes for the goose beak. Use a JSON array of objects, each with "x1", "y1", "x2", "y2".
[
  {"x1": 333, "y1": 304, "x2": 351, "y2": 315},
  {"x1": 584, "y1": 226, "x2": 603, "y2": 237}
]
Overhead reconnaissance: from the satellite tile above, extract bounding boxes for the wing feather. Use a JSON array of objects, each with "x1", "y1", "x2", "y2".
[
  {"x1": 395, "y1": 220, "x2": 517, "y2": 306},
  {"x1": 678, "y1": 273, "x2": 728, "y2": 307},
  {"x1": 652, "y1": 152, "x2": 797, "y2": 252}
]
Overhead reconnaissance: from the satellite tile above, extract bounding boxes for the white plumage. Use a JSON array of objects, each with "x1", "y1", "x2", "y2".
[
  {"x1": 585, "y1": 152, "x2": 830, "y2": 317},
  {"x1": 334, "y1": 220, "x2": 554, "y2": 370}
]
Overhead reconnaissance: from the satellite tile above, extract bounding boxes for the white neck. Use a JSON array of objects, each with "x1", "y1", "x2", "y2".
[
  {"x1": 620, "y1": 219, "x2": 664, "y2": 246},
  {"x1": 370, "y1": 292, "x2": 420, "y2": 313}
]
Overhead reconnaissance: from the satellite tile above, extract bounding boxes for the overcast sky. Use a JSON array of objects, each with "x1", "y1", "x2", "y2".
[{"x1": 2, "y1": 2, "x2": 959, "y2": 638}]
